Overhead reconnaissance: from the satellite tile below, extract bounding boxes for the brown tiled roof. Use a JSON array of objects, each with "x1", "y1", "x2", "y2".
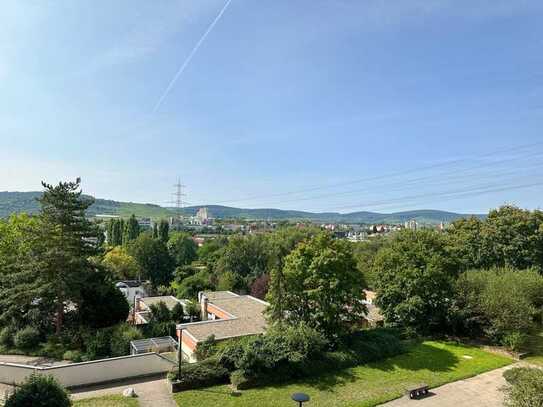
[{"x1": 178, "y1": 294, "x2": 268, "y2": 342}]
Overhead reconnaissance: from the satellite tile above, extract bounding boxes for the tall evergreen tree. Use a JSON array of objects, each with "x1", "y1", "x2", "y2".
[
  {"x1": 123, "y1": 214, "x2": 140, "y2": 244},
  {"x1": 152, "y1": 222, "x2": 159, "y2": 239},
  {"x1": 1, "y1": 179, "x2": 102, "y2": 334},
  {"x1": 158, "y1": 219, "x2": 169, "y2": 243},
  {"x1": 37, "y1": 178, "x2": 101, "y2": 334}
]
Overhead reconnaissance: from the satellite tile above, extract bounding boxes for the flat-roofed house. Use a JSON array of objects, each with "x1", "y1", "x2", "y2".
[{"x1": 176, "y1": 291, "x2": 268, "y2": 363}]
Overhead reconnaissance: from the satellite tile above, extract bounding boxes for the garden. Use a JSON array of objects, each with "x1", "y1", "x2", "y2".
[{"x1": 173, "y1": 340, "x2": 512, "y2": 407}]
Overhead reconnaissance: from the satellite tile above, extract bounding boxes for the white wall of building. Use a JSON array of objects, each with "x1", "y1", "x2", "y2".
[{"x1": 0, "y1": 353, "x2": 174, "y2": 388}]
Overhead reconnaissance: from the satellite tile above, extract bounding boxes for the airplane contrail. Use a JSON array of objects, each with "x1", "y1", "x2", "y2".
[{"x1": 152, "y1": 0, "x2": 233, "y2": 113}]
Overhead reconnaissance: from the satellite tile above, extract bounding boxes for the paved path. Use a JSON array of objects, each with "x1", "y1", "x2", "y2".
[
  {"x1": 379, "y1": 363, "x2": 523, "y2": 407},
  {"x1": 71, "y1": 374, "x2": 176, "y2": 407}
]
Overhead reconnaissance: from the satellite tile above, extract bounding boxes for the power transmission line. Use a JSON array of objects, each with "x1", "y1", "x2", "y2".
[{"x1": 211, "y1": 141, "x2": 543, "y2": 205}]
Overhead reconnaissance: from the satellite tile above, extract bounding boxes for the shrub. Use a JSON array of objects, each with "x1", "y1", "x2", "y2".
[
  {"x1": 503, "y1": 367, "x2": 543, "y2": 407},
  {"x1": 501, "y1": 331, "x2": 526, "y2": 352},
  {"x1": 110, "y1": 324, "x2": 143, "y2": 357},
  {"x1": 168, "y1": 358, "x2": 228, "y2": 390},
  {"x1": 0, "y1": 326, "x2": 15, "y2": 347},
  {"x1": 5, "y1": 374, "x2": 71, "y2": 407},
  {"x1": 62, "y1": 350, "x2": 83, "y2": 363},
  {"x1": 84, "y1": 329, "x2": 112, "y2": 360},
  {"x1": 13, "y1": 327, "x2": 40, "y2": 350},
  {"x1": 230, "y1": 369, "x2": 249, "y2": 390},
  {"x1": 217, "y1": 324, "x2": 330, "y2": 385},
  {"x1": 503, "y1": 367, "x2": 536, "y2": 385},
  {"x1": 195, "y1": 335, "x2": 217, "y2": 361}
]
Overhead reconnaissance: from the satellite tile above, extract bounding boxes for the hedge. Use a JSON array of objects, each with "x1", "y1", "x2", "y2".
[{"x1": 167, "y1": 358, "x2": 229, "y2": 391}]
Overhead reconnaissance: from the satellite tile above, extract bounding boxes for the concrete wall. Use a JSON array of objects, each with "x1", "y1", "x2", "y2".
[{"x1": 0, "y1": 353, "x2": 175, "y2": 388}]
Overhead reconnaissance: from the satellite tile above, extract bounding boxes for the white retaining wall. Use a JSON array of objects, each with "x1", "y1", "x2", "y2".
[{"x1": 0, "y1": 353, "x2": 174, "y2": 388}]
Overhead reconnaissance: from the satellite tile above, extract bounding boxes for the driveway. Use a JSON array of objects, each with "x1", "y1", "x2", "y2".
[
  {"x1": 71, "y1": 374, "x2": 176, "y2": 407},
  {"x1": 379, "y1": 363, "x2": 524, "y2": 407}
]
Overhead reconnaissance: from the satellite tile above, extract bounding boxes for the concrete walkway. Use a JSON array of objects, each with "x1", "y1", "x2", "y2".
[
  {"x1": 71, "y1": 375, "x2": 176, "y2": 407},
  {"x1": 379, "y1": 363, "x2": 523, "y2": 407}
]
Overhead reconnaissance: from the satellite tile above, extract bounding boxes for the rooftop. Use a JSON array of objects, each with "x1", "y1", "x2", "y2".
[
  {"x1": 140, "y1": 296, "x2": 185, "y2": 311},
  {"x1": 178, "y1": 294, "x2": 268, "y2": 342}
]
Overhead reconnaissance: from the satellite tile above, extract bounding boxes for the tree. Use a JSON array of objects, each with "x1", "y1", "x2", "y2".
[
  {"x1": 152, "y1": 222, "x2": 159, "y2": 239},
  {"x1": 214, "y1": 234, "x2": 269, "y2": 292},
  {"x1": 5, "y1": 179, "x2": 102, "y2": 334},
  {"x1": 352, "y1": 236, "x2": 387, "y2": 289},
  {"x1": 102, "y1": 246, "x2": 141, "y2": 280},
  {"x1": 123, "y1": 214, "x2": 140, "y2": 244},
  {"x1": 128, "y1": 234, "x2": 174, "y2": 288},
  {"x1": 107, "y1": 218, "x2": 124, "y2": 246},
  {"x1": 250, "y1": 274, "x2": 270, "y2": 300},
  {"x1": 5, "y1": 374, "x2": 71, "y2": 407},
  {"x1": 149, "y1": 302, "x2": 172, "y2": 323},
  {"x1": 171, "y1": 302, "x2": 185, "y2": 322},
  {"x1": 265, "y1": 226, "x2": 317, "y2": 322},
  {"x1": 76, "y1": 269, "x2": 129, "y2": 329},
  {"x1": 374, "y1": 229, "x2": 458, "y2": 334},
  {"x1": 448, "y1": 206, "x2": 543, "y2": 271},
  {"x1": 38, "y1": 179, "x2": 103, "y2": 333},
  {"x1": 267, "y1": 232, "x2": 367, "y2": 340},
  {"x1": 197, "y1": 237, "x2": 228, "y2": 265},
  {"x1": 175, "y1": 271, "x2": 212, "y2": 299},
  {"x1": 185, "y1": 301, "x2": 200, "y2": 322},
  {"x1": 0, "y1": 214, "x2": 44, "y2": 329},
  {"x1": 158, "y1": 219, "x2": 170, "y2": 243},
  {"x1": 452, "y1": 267, "x2": 543, "y2": 341},
  {"x1": 168, "y1": 232, "x2": 197, "y2": 266}
]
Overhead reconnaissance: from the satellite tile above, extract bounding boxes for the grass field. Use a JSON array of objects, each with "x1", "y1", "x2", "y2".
[
  {"x1": 73, "y1": 395, "x2": 139, "y2": 407},
  {"x1": 174, "y1": 340, "x2": 512, "y2": 407}
]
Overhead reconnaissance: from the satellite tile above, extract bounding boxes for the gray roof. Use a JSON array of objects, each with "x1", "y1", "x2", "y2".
[
  {"x1": 141, "y1": 296, "x2": 185, "y2": 311},
  {"x1": 178, "y1": 294, "x2": 268, "y2": 342}
]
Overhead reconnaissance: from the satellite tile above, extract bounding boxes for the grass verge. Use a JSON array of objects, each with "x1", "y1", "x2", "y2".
[
  {"x1": 174, "y1": 340, "x2": 512, "y2": 407},
  {"x1": 73, "y1": 395, "x2": 139, "y2": 406}
]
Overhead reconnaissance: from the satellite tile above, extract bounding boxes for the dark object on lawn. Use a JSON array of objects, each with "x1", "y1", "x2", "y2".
[
  {"x1": 407, "y1": 384, "x2": 429, "y2": 399},
  {"x1": 291, "y1": 392, "x2": 310, "y2": 406}
]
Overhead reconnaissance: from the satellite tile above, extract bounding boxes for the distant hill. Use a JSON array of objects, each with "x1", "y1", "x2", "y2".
[{"x1": 0, "y1": 191, "x2": 484, "y2": 224}]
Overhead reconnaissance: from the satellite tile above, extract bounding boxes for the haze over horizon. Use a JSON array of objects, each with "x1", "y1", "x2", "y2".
[{"x1": 1, "y1": 1, "x2": 542, "y2": 214}]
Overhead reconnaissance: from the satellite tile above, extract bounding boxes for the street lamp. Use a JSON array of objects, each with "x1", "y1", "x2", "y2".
[{"x1": 291, "y1": 392, "x2": 310, "y2": 407}]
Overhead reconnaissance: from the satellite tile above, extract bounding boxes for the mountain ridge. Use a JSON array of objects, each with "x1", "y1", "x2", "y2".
[{"x1": 0, "y1": 191, "x2": 484, "y2": 224}]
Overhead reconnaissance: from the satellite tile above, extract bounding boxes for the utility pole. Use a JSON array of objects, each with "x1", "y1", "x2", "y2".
[{"x1": 173, "y1": 179, "x2": 186, "y2": 221}]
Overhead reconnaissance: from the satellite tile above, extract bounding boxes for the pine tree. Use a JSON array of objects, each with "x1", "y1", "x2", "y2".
[
  {"x1": 38, "y1": 178, "x2": 101, "y2": 334},
  {"x1": 152, "y1": 223, "x2": 159, "y2": 239},
  {"x1": 1, "y1": 179, "x2": 102, "y2": 334}
]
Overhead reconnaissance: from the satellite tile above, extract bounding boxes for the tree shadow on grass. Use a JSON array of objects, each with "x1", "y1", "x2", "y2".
[
  {"x1": 371, "y1": 342, "x2": 460, "y2": 373},
  {"x1": 264, "y1": 368, "x2": 358, "y2": 393}
]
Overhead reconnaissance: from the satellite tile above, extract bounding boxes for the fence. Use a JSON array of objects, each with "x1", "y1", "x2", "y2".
[{"x1": 0, "y1": 352, "x2": 175, "y2": 389}]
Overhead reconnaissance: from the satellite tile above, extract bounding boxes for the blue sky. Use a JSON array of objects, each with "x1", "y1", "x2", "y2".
[{"x1": 1, "y1": 0, "x2": 542, "y2": 214}]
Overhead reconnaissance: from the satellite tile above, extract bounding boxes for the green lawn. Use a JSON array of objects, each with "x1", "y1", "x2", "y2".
[
  {"x1": 174, "y1": 340, "x2": 512, "y2": 407},
  {"x1": 73, "y1": 395, "x2": 139, "y2": 407},
  {"x1": 523, "y1": 328, "x2": 543, "y2": 366}
]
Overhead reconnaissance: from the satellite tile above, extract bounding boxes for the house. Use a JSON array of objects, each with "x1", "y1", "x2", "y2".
[
  {"x1": 176, "y1": 291, "x2": 268, "y2": 363},
  {"x1": 134, "y1": 295, "x2": 188, "y2": 324},
  {"x1": 116, "y1": 280, "x2": 147, "y2": 307}
]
